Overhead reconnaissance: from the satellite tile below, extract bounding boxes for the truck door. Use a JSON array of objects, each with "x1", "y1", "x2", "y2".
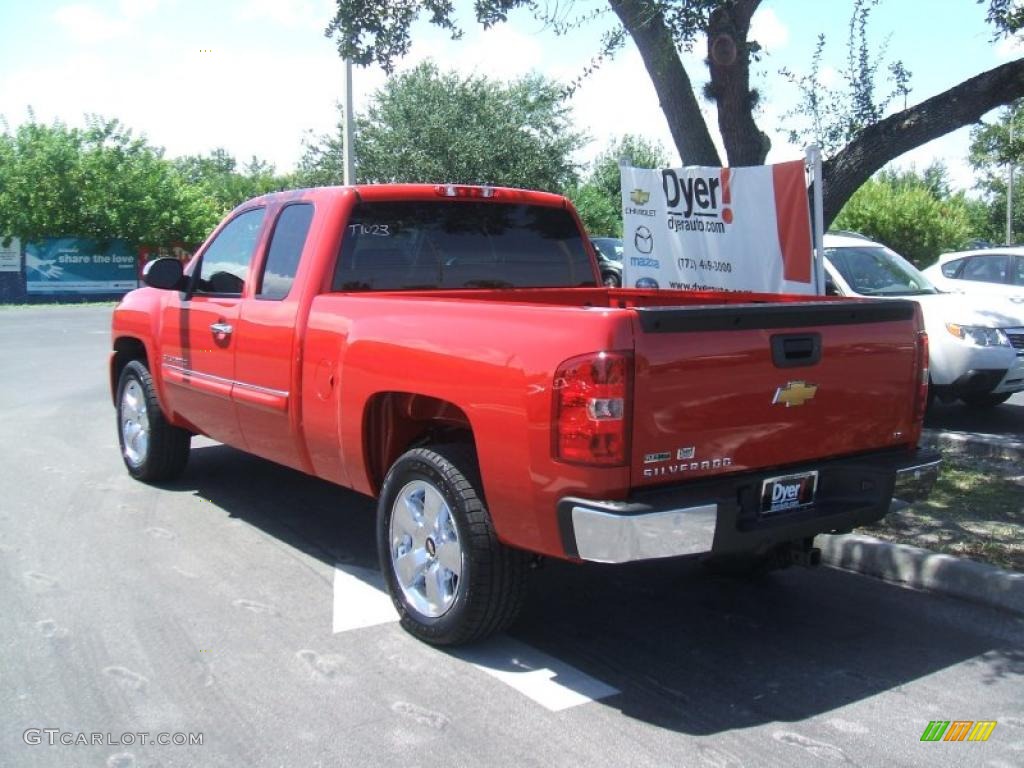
[
  {"x1": 159, "y1": 207, "x2": 267, "y2": 448},
  {"x1": 232, "y1": 202, "x2": 317, "y2": 472}
]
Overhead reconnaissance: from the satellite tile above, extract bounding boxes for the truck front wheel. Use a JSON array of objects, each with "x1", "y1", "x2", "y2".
[
  {"x1": 377, "y1": 445, "x2": 528, "y2": 646},
  {"x1": 116, "y1": 360, "x2": 190, "y2": 482}
]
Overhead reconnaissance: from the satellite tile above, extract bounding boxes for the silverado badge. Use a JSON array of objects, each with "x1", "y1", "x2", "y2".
[{"x1": 772, "y1": 380, "x2": 818, "y2": 407}]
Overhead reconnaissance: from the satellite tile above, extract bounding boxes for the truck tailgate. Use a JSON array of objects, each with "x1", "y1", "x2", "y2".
[{"x1": 630, "y1": 300, "x2": 922, "y2": 488}]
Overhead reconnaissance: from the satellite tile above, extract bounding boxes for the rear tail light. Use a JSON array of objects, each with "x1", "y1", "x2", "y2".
[
  {"x1": 434, "y1": 184, "x2": 498, "y2": 199},
  {"x1": 553, "y1": 351, "x2": 631, "y2": 466},
  {"x1": 913, "y1": 331, "x2": 929, "y2": 424}
]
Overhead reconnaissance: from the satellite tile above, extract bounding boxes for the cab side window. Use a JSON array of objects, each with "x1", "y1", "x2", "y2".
[
  {"x1": 940, "y1": 258, "x2": 964, "y2": 278},
  {"x1": 1014, "y1": 255, "x2": 1024, "y2": 286},
  {"x1": 258, "y1": 204, "x2": 314, "y2": 300},
  {"x1": 194, "y1": 208, "x2": 266, "y2": 295},
  {"x1": 961, "y1": 255, "x2": 1009, "y2": 284}
]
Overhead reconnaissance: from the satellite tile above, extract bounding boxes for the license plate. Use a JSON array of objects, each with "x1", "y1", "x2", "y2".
[{"x1": 760, "y1": 471, "x2": 818, "y2": 515}]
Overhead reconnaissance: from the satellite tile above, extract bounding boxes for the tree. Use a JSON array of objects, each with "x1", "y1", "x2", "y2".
[
  {"x1": 568, "y1": 134, "x2": 668, "y2": 235},
  {"x1": 832, "y1": 164, "x2": 974, "y2": 267},
  {"x1": 0, "y1": 114, "x2": 217, "y2": 245},
  {"x1": 295, "y1": 61, "x2": 586, "y2": 191},
  {"x1": 174, "y1": 148, "x2": 290, "y2": 216},
  {"x1": 967, "y1": 100, "x2": 1024, "y2": 243},
  {"x1": 781, "y1": 0, "x2": 911, "y2": 158},
  {"x1": 325, "y1": 0, "x2": 1024, "y2": 226}
]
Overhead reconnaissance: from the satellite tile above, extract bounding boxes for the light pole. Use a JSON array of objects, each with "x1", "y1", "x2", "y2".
[
  {"x1": 1008, "y1": 107, "x2": 1016, "y2": 245},
  {"x1": 343, "y1": 58, "x2": 355, "y2": 186}
]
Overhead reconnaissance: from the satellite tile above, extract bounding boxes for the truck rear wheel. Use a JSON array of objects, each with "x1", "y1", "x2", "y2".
[
  {"x1": 377, "y1": 444, "x2": 528, "y2": 646},
  {"x1": 116, "y1": 360, "x2": 191, "y2": 482}
]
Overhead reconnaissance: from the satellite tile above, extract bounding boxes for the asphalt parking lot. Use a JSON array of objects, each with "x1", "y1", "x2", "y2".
[{"x1": 2, "y1": 305, "x2": 1023, "y2": 768}]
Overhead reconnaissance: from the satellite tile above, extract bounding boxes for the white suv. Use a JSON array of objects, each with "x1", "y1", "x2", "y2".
[
  {"x1": 922, "y1": 247, "x2": 1024, "y2": 303},
  {"x1": 824, "y1": 233, "x2": 1024, "y2": 408}
]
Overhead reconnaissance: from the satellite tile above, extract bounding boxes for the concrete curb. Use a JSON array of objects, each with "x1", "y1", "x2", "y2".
[
  {"x1": 819, "y1": 533, "x2": 1024, "y2": 617},
  {"x1": 921, "y1": 428, "x2": 1024, "y2": 462}
]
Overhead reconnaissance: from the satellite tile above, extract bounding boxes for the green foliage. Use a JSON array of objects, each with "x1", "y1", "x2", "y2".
[
  {"x1": 984, "y1": 0, "x2": 1024, "y2": 35},
  {"x1": 0, "y1": 115, "x2": 217, "y2": 245},
  {"x1": 833, "y1": 164, "x2": 973, "y2": 266},
  {"x1": 968, "y1": 101, "x2": 1024, "y2": 243},
  {"x1": 173, "y1": 148, "x2": 290, "y2": 216},
  {"x1": 0, "y1": 115, "x2": 291, "y2": 248},
  {"x1": 295, "y1": 61, "x2": 586, "y2": 191},
  {"x1": 780, "y1": 0, "x2": 911, "y2": 157},
  {"x1": 566, "y1": 134, "x2": 668, "y2": 236}
]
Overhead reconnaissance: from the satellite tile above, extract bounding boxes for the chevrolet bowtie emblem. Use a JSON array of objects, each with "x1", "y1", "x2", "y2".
[
  {"x1": 630, "y1": 188, "x2": 651, "y2": 205},
  {"x1": 773, "y1": 380, "x2": 818, "y2": 407}
]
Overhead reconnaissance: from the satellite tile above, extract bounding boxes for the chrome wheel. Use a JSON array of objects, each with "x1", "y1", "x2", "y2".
[
  {"x1": 389, "y1": 480, "x2": 463, "y2": 618},
  {"x1": 120, "y1": 379, "x2": 150, "y2": 467}
]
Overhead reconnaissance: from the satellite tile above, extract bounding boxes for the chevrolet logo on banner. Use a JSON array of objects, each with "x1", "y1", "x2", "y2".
[
  {"x1": 629, "y1": 188, "x2": 650, "y2": 206},
  {"x1": 772, "y1": 381, "x2": 818, "y2": 407}
]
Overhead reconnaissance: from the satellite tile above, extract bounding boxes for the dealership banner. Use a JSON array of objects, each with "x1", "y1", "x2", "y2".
[
  {"x1": 25, "y1": 238, "x2": 139, "y2": 294},
  {"x1": 0, "y1": 237, "x2": 20, "y2": 272},
  {"x1": 620, "y1": 159, "x2": 817, "y2": 294}
]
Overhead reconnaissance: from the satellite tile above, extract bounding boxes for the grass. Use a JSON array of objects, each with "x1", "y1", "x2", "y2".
[{"x1": 857, "y1": 455, "x2": 1024, "y2": 572}]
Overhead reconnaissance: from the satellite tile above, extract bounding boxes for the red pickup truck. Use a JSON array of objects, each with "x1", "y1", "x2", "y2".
[{"x1": 111, "y1": 184, "x2": 939, "y2": 645}]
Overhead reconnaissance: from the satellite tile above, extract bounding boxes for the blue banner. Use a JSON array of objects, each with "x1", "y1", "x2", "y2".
[{"x1": 25, "y1": 238, "x2": 139, "y2": 294}]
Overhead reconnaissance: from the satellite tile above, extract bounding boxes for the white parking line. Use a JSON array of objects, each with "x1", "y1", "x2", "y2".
[
  {"x1": 332, "y1": 564, "x2": 618, "y2": 711},
  {"x1": 332, "y1": 565, "x2": 398, "y2": 632},
  {"x1": 452, "y1": 636, "x2": 620, "y2": 711}
]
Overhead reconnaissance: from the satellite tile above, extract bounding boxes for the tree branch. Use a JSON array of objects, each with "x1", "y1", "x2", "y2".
[
  {"x1": 609, "y1": 0, "x2": 720, "y2": 166},
  {"x1": 706, "y1": 0, "x2": 770, "y2": 166},
  {"x1": 823, "y1": 57, "x2": 1024, "y2": 225}
]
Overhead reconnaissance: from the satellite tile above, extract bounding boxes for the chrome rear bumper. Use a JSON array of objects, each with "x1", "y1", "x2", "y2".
[{"x1": 569, "y1": 502, "x2": 717, "y2": 564}]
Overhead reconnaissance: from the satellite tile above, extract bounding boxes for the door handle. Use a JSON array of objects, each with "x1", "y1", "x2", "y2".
[{"x1": 210, "y1": 322, "x2": 234, "y2": 335}]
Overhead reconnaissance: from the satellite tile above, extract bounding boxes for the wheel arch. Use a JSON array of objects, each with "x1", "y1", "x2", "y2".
[
  {"x1": 362, "y1": 392, "x2": 476, "y2": 495},
  {"x1": 110, "y1": 336, "x2": 149, "y2": 405}
]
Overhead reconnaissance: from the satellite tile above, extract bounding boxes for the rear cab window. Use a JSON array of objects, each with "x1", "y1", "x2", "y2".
[
  {"x1": 258, "y1": 203, "x2": 315, "y2": 300},
  {"x1": 332, "y1": 201, "x2": 595, "y2": 291}
]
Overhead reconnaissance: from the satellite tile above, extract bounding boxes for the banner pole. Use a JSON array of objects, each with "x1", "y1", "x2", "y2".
[{"x1": 807, "y1": 145, "x2": 826, "y2": 295}]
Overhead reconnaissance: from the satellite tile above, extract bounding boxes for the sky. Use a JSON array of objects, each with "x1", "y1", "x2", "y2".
[{"x1": 1, "y1": 0, "x2": 1021, "y2": 192}]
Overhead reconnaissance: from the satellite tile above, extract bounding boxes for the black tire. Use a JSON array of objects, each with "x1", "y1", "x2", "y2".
[
  {"x1": 377, "y1": 444, "x2": 528, "y2": 646},
  {"x1": 960, "y1": 392, "x2": 1012, "y2": 408},
  {"x1": 116, "y1": 360, "x2": 190, "y2": 482},
  {"x1": 603, "y1": 272, "x2": 621, "y2": 288}
]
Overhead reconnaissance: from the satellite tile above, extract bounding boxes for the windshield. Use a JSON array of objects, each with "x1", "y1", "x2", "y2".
[
  {"x1": 591, "y1": 238, "x2": 624, "y2": 261},
  {"x1": 826, "y1": 244, "x2": 938, "y2": 296}
]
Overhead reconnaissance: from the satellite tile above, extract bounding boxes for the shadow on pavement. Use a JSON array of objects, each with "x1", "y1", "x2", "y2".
[
  {"x1": 163, "y1": 443, "x2": 1017, "y2": 737},
  {"x1": 924, "y1": 398, "x2": 1024, "y2": 438}
]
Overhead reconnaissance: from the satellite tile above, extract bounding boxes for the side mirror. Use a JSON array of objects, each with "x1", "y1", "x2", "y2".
[{"x1": 142, "y1": 257, "x2": 185, "y2": 290}]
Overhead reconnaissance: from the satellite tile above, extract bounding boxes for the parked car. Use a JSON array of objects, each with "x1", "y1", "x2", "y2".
[
  {"x1": 824, "y1": 233, "x2": 1024, "y2": 408},
  {"x1": 922, "y1": 247, "x2": 1024, "y2": 302},
  {"x1": 109, "y1": 187, "x2": 938, "y2": 646},
  {"x1": 591, "y1": 237, "x2": 623, "y2": 261},
  {"x1": 590, "y1": 237, "x2": 623, "y2": 287}
]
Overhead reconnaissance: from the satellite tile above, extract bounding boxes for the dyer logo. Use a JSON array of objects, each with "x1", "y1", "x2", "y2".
[
  {"x1": 760, "y1": 471, "x2": 817, "y2": 515},
  {"x1": 662, "y1": 168, "x2": 733, "y2": 223}
]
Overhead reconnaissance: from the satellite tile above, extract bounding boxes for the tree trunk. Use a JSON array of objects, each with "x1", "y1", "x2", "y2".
[
  {"x1": 705, "y1": 0, "x2": 771, "y2": 166},
  {"x1": 609, "y1": 0, "x2": 721, "y2": 166},
  {"x1": 823, "y1": 57, "x2": 1024, "y2": 226}
]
